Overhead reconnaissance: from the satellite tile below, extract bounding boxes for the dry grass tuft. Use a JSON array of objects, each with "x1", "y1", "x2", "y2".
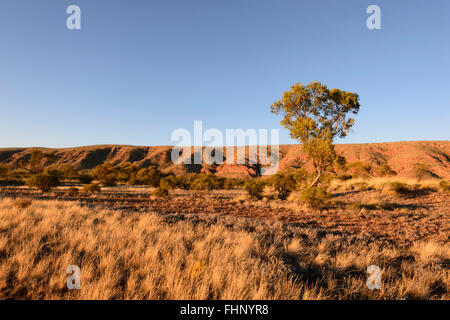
[
  {"x1": 13, "y1": 198, "x2": 33, "y2": 209},
  {"x1": 0, "y1": 198, "x2": 448, "y2": 300}
]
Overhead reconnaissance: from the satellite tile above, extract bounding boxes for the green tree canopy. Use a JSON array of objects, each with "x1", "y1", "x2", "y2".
[{"x1": 271, "y1": 81, "x2": 360, "y2": 186}]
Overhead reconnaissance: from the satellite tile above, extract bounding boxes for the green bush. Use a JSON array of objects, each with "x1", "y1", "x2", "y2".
[
  {"x1": 439, "y1": 180, "x2": 450, "y2": 193},
  {"x1": 66, "y1": 187, "x2": 79, "y2": 197},
  {"x1": 152, "y1": 187, "x2": 170, "y2": 198},
  {"x1": 347, "y1": 161, "x2": 372, "y2": 178},
  {"x1": 389, "y1": 182, "x2": 410, "y2": 195},
  {"x1": 160, "y1": 175, "x2": 178, "y2": 190},
  {"x1": 136, "y1": 166, "x2": 163, "y2": 187},
  {"x1": 94, "y1": 163, "x2": 118, "y2": 186},
  {"x1": 293, "y1": 168, "x2": 309, "y2": 187},
  {"x1": 269, "y1": 173, "x2": 296, "y2": 200},
  {"x1": 243, "y1": 180, "x2": 265, "y2": 200},
  {"x1": 300, "y1": 187, "x2": 330, "y2": 210},
  {"x1": 190, "y1": 174, "x2": 223, "y2": 190},
  {"x1": 60, "y1": 166, "x2": 79, "y2": 180},
  {"x1": 82, "y1": 183, "x2": 101, "y2": 193},
  {"x1": 26, "y1": 172, "x2": 60, "y2": 193}
]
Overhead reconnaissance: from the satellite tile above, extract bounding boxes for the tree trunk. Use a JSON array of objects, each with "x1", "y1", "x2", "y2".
[{"x1": 310, "y1": 171, "x2": 322, "y2": 188}]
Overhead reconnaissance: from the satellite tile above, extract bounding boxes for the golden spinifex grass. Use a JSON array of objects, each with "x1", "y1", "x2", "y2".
[{"x1": 0, "y1": 198, "x2": 448, "y2": 299}]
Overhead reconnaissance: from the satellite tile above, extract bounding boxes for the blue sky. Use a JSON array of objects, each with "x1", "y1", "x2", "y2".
[{"x1": 0, "y1": 0, "x2": 449, "y2": 147}]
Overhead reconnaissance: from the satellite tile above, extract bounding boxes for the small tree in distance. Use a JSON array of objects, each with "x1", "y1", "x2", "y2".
[{"x1": 271, "y1": 81, "x2": 360, "y2": 187}]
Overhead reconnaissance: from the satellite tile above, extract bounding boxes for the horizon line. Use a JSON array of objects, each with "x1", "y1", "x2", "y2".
[{"x1": 1, "y1": 139, "x2": 448, "y2": 150}]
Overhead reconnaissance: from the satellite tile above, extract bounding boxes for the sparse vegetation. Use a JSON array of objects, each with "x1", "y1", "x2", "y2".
[
  {"x1": 269, "y1": 172, "x2": 296, "y2": 200},
  {"x1": 66, "y1": 187, "x2": 79, "y2": 197},
  {"x1": 0, "y1": 198, "x2": 447, "y2": 299},
  {"x1": 413, "y1": 163, "x2": 433, "y2": 181},
  {"x1": 82, "y1": 183, "x2": 101, "y2": 193},
  {"x1": 300, "y1": 186, "x2": 330, "y2": 210},
  {"x1": 26, "y1": 171, "x2": 60, "y2": 193},
  {"x1": 439, "y1": 180, "x2": 450, "y2": 193},
  {"x1": 375, "y1": 162, "x2": 396, "y2": 177},
  {"x1": 152, "y1": 187, "x2": 170, "y2": 198},
  {"x1": 244, "y1": 180, "x2": 265, "y2": 200},
  {"x1": 0, "y1": 165, "x2": 8, "y2": 179},
  {"x1": 78, "y1": 173, "x2": 94, "y2": 184},
  {"x1": 388, "y1": 182, "x2": 411, "y2": 196},
  {"x1": 190, "y1": 174, "x2": 223, "y2": 191}
]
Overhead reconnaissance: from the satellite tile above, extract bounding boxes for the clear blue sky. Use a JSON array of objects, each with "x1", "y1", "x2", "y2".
[{"x1": 1, "y1": 0, "x2": 449, "y2": 147}]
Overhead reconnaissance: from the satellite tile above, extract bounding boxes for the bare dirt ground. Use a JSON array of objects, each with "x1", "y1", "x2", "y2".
[{"x1": 1, "y1": 185, "x2": 448, "y2": 248}]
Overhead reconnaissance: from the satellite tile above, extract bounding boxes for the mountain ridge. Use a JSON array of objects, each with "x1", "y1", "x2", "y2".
[{"x1": 1, "y1": 141, "x2": 449, "y2": 179}]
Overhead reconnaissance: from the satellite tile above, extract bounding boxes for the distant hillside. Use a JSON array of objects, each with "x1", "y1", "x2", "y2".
[{"x1": 0, "y1": 141, "x2": 449, "y2": 179}]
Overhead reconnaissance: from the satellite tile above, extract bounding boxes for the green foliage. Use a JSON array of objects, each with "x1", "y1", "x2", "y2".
[
  {"x1": 224, "y1": 179, "x2": 235, "y2": 190},
  {"x1": 116, "y1": 162, "x2": 138, "y2": 183},
  {"x1": 135, "y1": 166, "x2": 163, "y2": 187},
  {"x1": 389, "y1": 182, "x2": 410, "y2": 195},
  {"x1": 26, "y1": 172, "x2": 60, "y2": 193},
  {"x1": 244, "y1": 180, "x2": 265, "y2": 200},
  {"x1": 269, "y1": 172, "x2": 296, "y2": 200},
  {"x1": 94, "y1": 163, "x2": 118, "y2": 186},
  {"x1": 300, "y1": 187, "x2": 331, "y2": 210},
  {"x1": 60, "y1": 166, "x2": 79, "y2": 180},
  {"x1": 66, "y1": 187, "x2": 79, "y2": 197},
  {"x1": 271, "y1": 81, "x2": 359, "y2": 187},
  {"x1": 375, "y1": 163, "x2": 396, "y2": 177},
  {"x1": 334, "y1": 155, "x2": 347, "y2": 171},
  {"x1": 347, "y1": 161, "x2": 372, "y2": 178},
  {"x1": 190, "y1": 174, "x2": 223, "y2": 191},
  {"x1": 82, "y1": 183, "x2": 101, "y2": 193},
  {"x1": 439, "y1": 180, "x2": 450, "y2": 193},
  {"x1": 152, "y1": 187, "x2": 170, "y2": 198},
  {"x1": 293, "y1": 168, "x2": 309, "y2": 187},
  {"x1": 160, "y1": 175, "x2": 178, "y2": 190}
]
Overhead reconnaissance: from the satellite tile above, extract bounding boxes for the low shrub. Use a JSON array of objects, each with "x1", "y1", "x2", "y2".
[
  {"x1": 439, "y1": 180, "x2": 450, "y2": 193},
  {"x1": 375, "y1": 163, "x2": 396, "y2": 177},
  {"x1": 66, "y1": 187, "x2": 79, "y2": 197},
  {"x1": 26, "y1": 172, "x2": 60, "y2": 193},
  {"x1": 78, "y1": 173, "x2": 94, "y2": 184},
  {"x1": 243, "y1": 180, "x2": 265, "y2": 200},
  {"x1": 82, "y1": 183, "x2": 101, "y2": 193},
  {"x1": 413, "y1": 163, "x2": 431, "y2": 181},
  {"x1": 14, "y1": 198, "x2": 33, "y2": 209},
  {"x1": 190, "y1": 174, "x2": 223, "y2": 191},
  {"x1": 152, "y1": 187, "x2": 170, "y2": 198},
  {"x1": 159, "y1": 175, "x2": 178, "y2": 190},
  {"x1": 269, "y1": 173, "x2": 296, "y2": 200},
  {"x1": 388, "y1": 182, "x2": 410, "y2": 195},
  {"x1": 352, "y1": 182, "x2": 370, "y2": 192},
  {"x1": 300, "y1": 187, "x2": 330, "y2": 210}
]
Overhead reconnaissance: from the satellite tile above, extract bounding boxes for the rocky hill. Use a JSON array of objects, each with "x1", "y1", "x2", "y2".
[{"x1": 0, "y1": 141, "x2": 449, "y2": 179}]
